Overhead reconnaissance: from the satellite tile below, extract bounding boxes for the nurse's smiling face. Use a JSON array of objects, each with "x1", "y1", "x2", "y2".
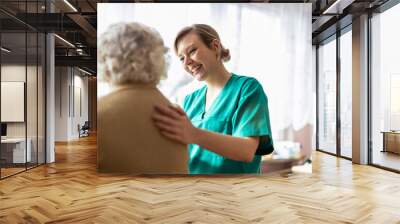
[{"x1": 177, "y1": 32, "x2": 219, "y2": 81}]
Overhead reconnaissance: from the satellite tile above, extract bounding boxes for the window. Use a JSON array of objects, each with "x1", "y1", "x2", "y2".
[
  {"x1": 0, "y1": 1, "x2": 47, "y2": 179},
  {"x1": 371, "y1": 2, "x2": 400, "y2": 171},
  {"x1": 340, "y1": 28, "x2": 352, "y2": 158},
  {"x1": 318, "y1": 37, "x2": 337, "y2": 154}
]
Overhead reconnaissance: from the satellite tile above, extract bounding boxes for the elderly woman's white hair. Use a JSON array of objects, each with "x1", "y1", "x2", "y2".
[{"x1": 98, "y1": 22, "x2": 168, "y2": 85}]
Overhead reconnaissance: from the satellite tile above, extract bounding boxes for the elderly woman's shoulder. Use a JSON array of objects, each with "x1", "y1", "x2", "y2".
[{"x1": 99, "y1": 86, "x2": 170, "y2": 106}]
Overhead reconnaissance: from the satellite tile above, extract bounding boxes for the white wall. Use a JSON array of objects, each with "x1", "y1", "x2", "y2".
[
  {"x1": 55, "y1": 67, "x2": 89, "y2": 141},
  {"x1": 55, "y1": 67, "x2": 69, "y2": 141}
]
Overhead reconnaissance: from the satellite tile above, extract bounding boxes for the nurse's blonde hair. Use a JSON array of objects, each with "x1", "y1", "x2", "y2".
[{"x1": 174, "y1": 24, "x2": 231, "y2": 62}]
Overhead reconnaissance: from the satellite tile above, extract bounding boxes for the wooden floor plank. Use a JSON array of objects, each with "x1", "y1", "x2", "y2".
[{"x1": 0, "y1": 134, "x2": 399, "y2": 223}]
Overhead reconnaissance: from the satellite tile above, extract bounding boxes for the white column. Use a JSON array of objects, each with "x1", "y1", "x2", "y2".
[
  {"x1": 352, "y1": 14, "x2": 369, "y2": 164},
  {"x1": 46, "y1": 33, "x2": 55, "y2": 163},
  {"x1": 45, "y1": 0, "x2": 56, "y2": 163}
]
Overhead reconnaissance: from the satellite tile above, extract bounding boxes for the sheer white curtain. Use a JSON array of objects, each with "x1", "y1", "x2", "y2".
[{"x1": 98, "y1": 3, "x2": 313, "y2": 143}]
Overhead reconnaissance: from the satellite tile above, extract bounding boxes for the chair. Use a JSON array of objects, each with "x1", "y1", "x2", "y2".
[{"x1": 79, "y1": 121, "x2": 90, "y2": 138}]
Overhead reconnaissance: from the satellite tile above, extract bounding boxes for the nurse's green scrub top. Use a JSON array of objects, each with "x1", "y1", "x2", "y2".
[{"x1": 183, "y1": 74, "x2": 274, "y2": 174}]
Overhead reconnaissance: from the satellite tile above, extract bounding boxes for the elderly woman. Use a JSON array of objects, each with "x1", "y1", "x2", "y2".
[{"x1": 97, "y1": 22, "x2": 188, "y2": 174}]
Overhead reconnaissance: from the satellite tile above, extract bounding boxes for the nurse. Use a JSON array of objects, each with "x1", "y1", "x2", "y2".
[{"x1": 152, "y1": 24, "x2": 274, "y2": 174}]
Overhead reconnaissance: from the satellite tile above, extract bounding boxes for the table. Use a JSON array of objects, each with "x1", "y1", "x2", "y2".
[
  {"x1": 1, "y1": 138, "x2": 31, "y2": 164},
  {"x1": 381, "y1": 131, "x2": 400, "y2": 154}
]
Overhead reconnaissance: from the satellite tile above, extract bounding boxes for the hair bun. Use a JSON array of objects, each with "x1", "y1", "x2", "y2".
[{"x1": 221, "y1": 48, "x2": 231, "y2": 62}]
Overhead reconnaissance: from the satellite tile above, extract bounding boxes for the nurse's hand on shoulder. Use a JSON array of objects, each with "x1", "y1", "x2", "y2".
[{"x1": 152, "y1": 104, "x2": 197, "y2": 144}]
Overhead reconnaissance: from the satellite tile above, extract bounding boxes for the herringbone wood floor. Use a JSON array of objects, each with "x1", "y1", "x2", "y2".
[{"x1": 0, "y1": 134, "x2": 400, "y2": 223}]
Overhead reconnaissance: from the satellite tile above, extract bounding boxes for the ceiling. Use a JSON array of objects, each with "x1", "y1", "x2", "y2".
[
  {"x1": 0, "y1": 0, "x2": 392, "y2": 76},
  {"x1": 0, "y1": 0, "x2": 99, "y2": 74}
]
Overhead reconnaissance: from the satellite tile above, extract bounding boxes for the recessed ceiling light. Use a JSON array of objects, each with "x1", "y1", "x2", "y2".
[
  {"x1": 1, "y1": 47, "x2": 11, "y2": 53},
  {"x1": 54, "y1": 34, "x2": 75, "y2": 48},
  {"x1": 63, "y1": 0, "x2": 78, "y2": 12},
  {"x1": 78, "y1": 67, "x2": 92, "y2": 76},
  {"x1": 322, "y1": 0, "x2": 354, "y2": 15}
]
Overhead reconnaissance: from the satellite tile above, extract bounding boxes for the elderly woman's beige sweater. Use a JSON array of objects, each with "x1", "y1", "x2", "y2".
[{"x1": 97, "y1": 84, "x2": 189, "y2": 174}]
